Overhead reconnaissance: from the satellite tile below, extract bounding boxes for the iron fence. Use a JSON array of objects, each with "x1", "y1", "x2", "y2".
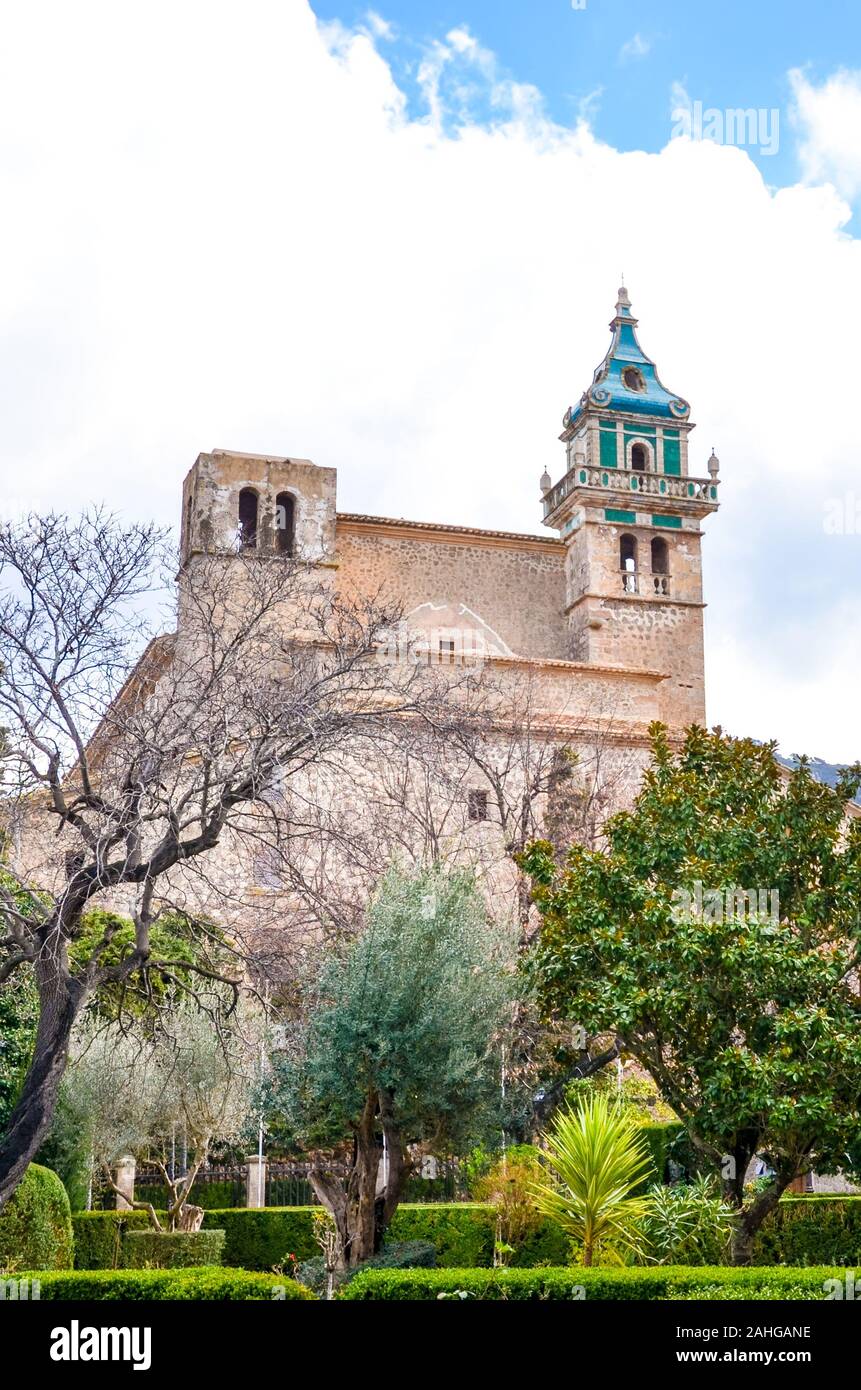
[{"x1": 95, "y1": 1156, "x2": 472, "y2": 1210}]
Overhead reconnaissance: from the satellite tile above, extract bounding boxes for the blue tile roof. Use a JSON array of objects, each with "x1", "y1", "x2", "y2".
[{"x1": 563, "y1": 288, "x2": 691, "y2": 432}]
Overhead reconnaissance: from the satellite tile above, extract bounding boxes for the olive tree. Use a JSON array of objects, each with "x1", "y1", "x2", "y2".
[{"x1": 265, "y1": 865, "x2": 519, "y2": 1267}]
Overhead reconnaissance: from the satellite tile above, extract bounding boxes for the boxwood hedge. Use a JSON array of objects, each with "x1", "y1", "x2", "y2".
[
  {"x1": 122, "y1": 1229, "x2": 226, "y2": 1269},
  {"x1": 0, "y1": 1165, "x2": 74, "y2": 1272},
  {"x1": 11, "y1": 1267, "x2": 314, "y2": 1299},
  {"x1": 71, "y1": 1194, "x2": 861, "y2": 1272},
  {"x1": 340, "y1": 1265, "x2": 846, "y2": 1301}
]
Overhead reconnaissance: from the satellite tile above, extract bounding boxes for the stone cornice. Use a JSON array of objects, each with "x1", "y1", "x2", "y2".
[{"x1": 337, "y1": 513, "x2": 564, "y2": 555}]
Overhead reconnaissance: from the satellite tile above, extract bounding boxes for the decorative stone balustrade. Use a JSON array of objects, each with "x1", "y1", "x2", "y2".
[{"x1": 543, "y1": 464, "x2": 719, "y2": 520}]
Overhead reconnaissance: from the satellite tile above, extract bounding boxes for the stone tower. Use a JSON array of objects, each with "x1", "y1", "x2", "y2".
[
  {"x1": 540, "y1": 287, "x2": 720, "y2": 726},
  {"x1": 180, "y1": 449, "x2": 337, "y2": 566}
]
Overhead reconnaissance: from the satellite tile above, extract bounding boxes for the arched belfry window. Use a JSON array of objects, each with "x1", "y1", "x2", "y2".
[
  {"x1": 620, "y1": 534, "x2": 638, "y2": 594},
  {"x1": 275, "y1": 492, "x2": 295, "y2": 556},
  {"x1": 238, "y1": 489, "x2": 258, "y2": 549},
  {"x1": 631, "y1": 443, "x2": 648, "y2": 471},
  {"x1": 651, "y1": 536, "x2": 670, "y2": 595}
]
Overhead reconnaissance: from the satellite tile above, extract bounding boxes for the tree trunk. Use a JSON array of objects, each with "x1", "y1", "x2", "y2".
[
  {"x1": 348, "y1": 1094, "x2": 381, "y2": 1266},
  {"x1": 307, "y1": 1167, "x2": 350, "y2": 1269},
  {"x1": 377, "y1": 1088, "x2": 409, "y2": 1244},
  {"x1": 0, "y1": 948, "x2": 84, "y2": 1210},
  {"x1": 730, "y1": 1167, "x2": 796, "y2": 1265}
]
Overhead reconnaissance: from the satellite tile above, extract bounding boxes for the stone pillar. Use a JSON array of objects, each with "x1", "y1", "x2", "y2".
[
  {"x1": 246, "y1": 1155, "x2": 267, "y2": 1209},
  {"x1": 114, "y1": 1155, "x2": 136, "y2": 1211}
]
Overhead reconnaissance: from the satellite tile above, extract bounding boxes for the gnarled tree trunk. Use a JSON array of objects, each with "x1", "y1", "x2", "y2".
[
  {"x1": 309, "y1": 1089, "x2": 411, "y2": 1270},
  {"x1": 0, "y1": 943, "x2": 85, "y2": 1211}
]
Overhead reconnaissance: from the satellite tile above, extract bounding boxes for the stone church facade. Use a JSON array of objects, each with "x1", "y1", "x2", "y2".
[
  {"x1": 181, "y1": 286, "x2": 720, "y2": 742},
  {"x1": 10, "y1": 288, "x2": 722, "y2": 936}
]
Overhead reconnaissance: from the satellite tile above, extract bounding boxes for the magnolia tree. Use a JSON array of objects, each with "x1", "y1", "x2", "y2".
[
  {"x1": 265, "y1": 865, "x2": 519, "y2": 1268},
  {"x1": 523, "y1": 724, "x2": 861, "y2": 1264},
  {"x1": 62, "y1": 1006, "x2": 260, "y2": 1230},
  {"x1": 0, "y1": 509, "x2": 443, "y2": 1209}
]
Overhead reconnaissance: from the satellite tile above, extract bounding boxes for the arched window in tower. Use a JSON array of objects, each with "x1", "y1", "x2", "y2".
[
  {"x1": 185, "y1": 495, "x2": 193, "y2": 556},
  {"x1": 275, "y1": 492, "x2": 295, "y2": 556},
  {"x1": 238, "y1": 488, "x2": 259, "y2": 549},
  {"x1": 651, "y1": 536, "x2": 670, "y2": 595},
  {"x1": 630, "y1": 443, "x2": 648, "y2": 471},
  {"x1": 620, "y1": 534, "x2": 638, "y2": 594},
  {"x1": 623, "y1": 366, "x2": 645, "y2": 392}
]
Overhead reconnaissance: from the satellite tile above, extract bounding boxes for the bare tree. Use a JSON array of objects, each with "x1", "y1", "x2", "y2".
[{"x1": 0, "y1": 509, "x2": 442, "y2": 1208}]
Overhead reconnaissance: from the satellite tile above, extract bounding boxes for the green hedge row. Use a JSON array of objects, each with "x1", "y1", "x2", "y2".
[
  {"x1": 341, "y1": 1265, "x2": 847, "y2": 1301},
  {"x1": 122, "y1": 1229, "x2": 226, "y2": 1269},
  {"x1": 73, "y1": 1195, "x2": 861, "y2": 1272},
  {"x1": 73, "y1": 1210, "x2": 154, "y2": 1270},
  {"x1": 72, "y1": 1205, "x2": 559, "y2": 1271},
  {"x1": 0, "y1": 1165, "x2": 74, "y2": 1272},
  {"x1": 10, "y1": 1267, "x2": 314, "y2": 1299},
  {"x1": 750, "y1": 1196, "x2": 861, "y2": 1266}
]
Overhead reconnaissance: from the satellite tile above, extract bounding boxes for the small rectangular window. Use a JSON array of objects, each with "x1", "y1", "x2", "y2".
[
  {"x1": 438, "y1": 638, "x2": 456, "y2": 665},
  {"x1": 468, "y1": 789, "x2": 488, "y2": 822},
  {"x1": 253, "y1": 846, "x2": 283, "y2": 890}
]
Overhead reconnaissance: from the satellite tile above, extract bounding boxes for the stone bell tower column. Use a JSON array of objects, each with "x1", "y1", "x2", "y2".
[{"x1": 539, "y1": 288, "x2": 721, "y2": 728}]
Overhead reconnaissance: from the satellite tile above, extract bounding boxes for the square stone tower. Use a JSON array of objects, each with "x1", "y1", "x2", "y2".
[
  {"x1": 180, "y1": 450, "x2": 337, "y2": 566},
  {"x1": 540, "y1": 287, "x2": 721, "y2": 727}
]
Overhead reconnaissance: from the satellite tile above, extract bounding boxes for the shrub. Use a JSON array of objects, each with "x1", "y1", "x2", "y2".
[
  {"x1": 297, "y1": 1239, "x2": 436, "y2": 1297},
  {"x1": 70, "y1": 1195, "x2": 861, "y2": 1272},
  {"x1": 11, "y1": 1267, "x2": 314, "y2": 1299},
  {"x1": 634, "y1": 1122, "x2": 691, "y2": 1189},
  {"x1": 750, "y1": 1195, "x2": 861, "y2": 1266},
  {"x1": 641, "y1": 1178, "x2": 735, "y2": 1265},
  {"x1": 0, "y1": 1165, "x2": 74, "y2": 1272},
  {"x1": 531, "y1": 1095, "x2": 653, "y2": 1265},
  {"x1": 203, "y1": 1207, "x2": 320, "y2": 1269},
  {"x1": 122, "y1": 1229, "x2": 225, "y2": 1269},
  {"x1": 72, "y1": 1211, "x2": 155, "y2": 1270},
  {"x1": 387, "y1": 1204, "x2": 494, "y2": 1266},
  {"x1": 341, "y1": 1265, "x2": 846, "y2": 1301},
  {"x1": 474, "y1": 1153, "x2": 546, "y2": 1266}
]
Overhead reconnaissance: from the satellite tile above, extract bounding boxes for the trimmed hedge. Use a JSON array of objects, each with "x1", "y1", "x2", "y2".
[
  {"x1": 341, "y1": 1265, "x2": 846, "y2": 1301},
  {"x1": 205, "y1": 1207, "x2": 321, "y2": 1269},
  {"x1": 12, "y1": 1267, "x2": 314, "y2": 1299},
  {"x1": 0, "y1": 1165, "x2": 74, "y2": 1272},
  {"x1": 73, "y1": 1195, "x2": 861, "y2": 1272},
  {"x1": 389, "y1": 1203, "x2": 570, "y2": 1268},
  {"x1": 751, "y1": 1195, "x2": 861, "y2": 1266},
  {"x1": 73, "y1": 1210, "x2": 157, "y2": 1270},
  {"x1": 122, "y1": 1229, "x2": 226, "y2": 1269}
]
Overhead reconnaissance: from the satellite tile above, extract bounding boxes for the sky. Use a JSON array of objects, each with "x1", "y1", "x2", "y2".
[{"x1": 0, "y1": 0, "x2": 859, "y2": 761}]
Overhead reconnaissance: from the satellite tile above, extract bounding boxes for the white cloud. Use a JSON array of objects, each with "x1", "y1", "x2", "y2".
[
  {"x1": 619, "y1": 33, "x2": 651, "y2": 64},
  {"x1": 415, "y1": 24, "x2": 545, "y2": 131},
  {"x1": 790, "y1": 67, "x2": 861, "y2": 200},
  {"x1": 0, "y1": 2, "x2": 859, "y2": 760},
  {"x1": 364, "y1": 10, "x2": 395, "y2": 41}
]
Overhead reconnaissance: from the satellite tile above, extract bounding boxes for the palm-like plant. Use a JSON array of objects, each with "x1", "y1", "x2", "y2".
[{"x1": 531, "y1": 1093, "x2": 654, "y2": 1266}]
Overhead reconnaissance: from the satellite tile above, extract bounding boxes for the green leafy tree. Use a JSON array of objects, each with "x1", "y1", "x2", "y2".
[
  {"x1": 523, "y1": 724, "x2": 861, "y2": 1264},
  {"x1": 265, "y1": 865, "x2": 518, "y2": 1267},
  {"x1": 530, "y1": 1093, "x2": 652, "y2": 1266}
]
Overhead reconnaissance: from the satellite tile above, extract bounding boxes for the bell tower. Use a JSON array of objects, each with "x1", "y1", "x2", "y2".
[{"x1": 540, "y1": 288, "x2": 721, "y2": 727}]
